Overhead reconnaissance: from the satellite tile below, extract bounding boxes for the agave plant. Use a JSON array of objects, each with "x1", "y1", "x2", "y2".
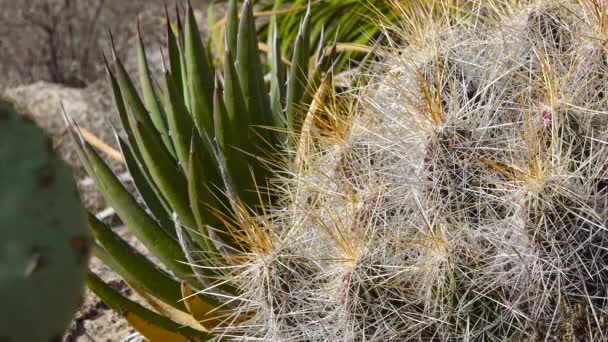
[
  {"x1": 208, "y1": 0, "x2": 395, "y2": 73},
  {"x1": 65, "y1": 0, "x2": 337, "y2": 339}
]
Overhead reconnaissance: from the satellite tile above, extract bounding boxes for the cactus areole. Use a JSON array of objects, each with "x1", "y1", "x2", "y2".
[{"x1": 0, "y1": 100, "x2": 91, "y2": 341}]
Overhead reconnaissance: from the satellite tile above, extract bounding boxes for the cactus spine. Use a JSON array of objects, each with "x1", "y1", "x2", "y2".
[{"x1": 227, "y1": 1, "x2": 608, "y2": 340}]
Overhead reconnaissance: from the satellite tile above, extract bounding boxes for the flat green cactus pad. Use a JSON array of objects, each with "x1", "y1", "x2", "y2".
[{"x1": 0, "y1": 100, "x2": 92, "y2": 341}]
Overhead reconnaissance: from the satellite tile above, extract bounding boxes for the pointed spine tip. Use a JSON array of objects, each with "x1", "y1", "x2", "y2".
[
  {"x1": 189, "y1": 131, "x2": 197, "y2": 155},
  {"x1": 214, "y1": 73, "x2": 220, "y2": 92},
  {"x1": 160, "y1": 47, "x2": 167, "y2": 74},
  {"x1": 108, "y1": 30, "x2": 117, "y2": 62},
  {"x1": 110, "y1": 122, "x2": 121, "y2": 142},
  {"x1": 163, "y1": 0, "x2": 169, "y2": 18},
  {"x1": 60, "y1": 101, "x2": 71, "y2": 129},
  {"x1": 175, "y1": 1, "x2": 182, "y2": 31},
  {"x1": 102, "y1": 51, "x2": 111, "y2": 73},
  {"x1": 67, "y1": 114, "x2": 86, "y2": 147},
  {"x1": 136, "y1": 17, "x2": 142, "y2": 38}
]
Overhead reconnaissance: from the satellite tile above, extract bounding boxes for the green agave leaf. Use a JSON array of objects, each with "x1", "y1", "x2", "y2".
[
  {"x1": 237, "y1": 0, "x2": 273, "y2": 137},
  {"x1": 187, "y1": 130, "x2": 242, "y2": 256},
  {"x1": 111, "y1": 46, "x2": 166, "y2": 154},
  {"x1": 222, "y1": 49, "x2": 250, "y2": 149},
  {"x1": 126, "y1": 109, "x2": 200, "y2": 243},
  {"x1": 116, "y1": 134, "x2": 175, "y2": 237},
  {"x1": 226, "y1": 0, "x2": 239, "y2": 55},
  {"x1": 89, "y1": 214, "x2": 222, "y2": 312},
  {"x1": 301, "y1": 2, "x2": 312, "y2": 66},
  {"x1": 269, "y1": 20, "x2": 286, "y2": 134},
  {"x1": 103, "y1": 53, "x2": 140, "y2": 159},
  {"x1": 68, "y1": 128, "x2": 194, "y2": 283},
  {"x1": 162, "y1": 70, "x2": 197, "y2": 173},
  {"x1": 285, "y1": 5, "x2": 312, "y2": 133},
  {"x1": 174, "y1": 6, "x2": 192, "y2": 112},
  {"x1": 206, "y1": 4, "x2": 221, "y2": 57},
  {"x1": 314, "y1": 25, "x2": 326, "y2": 66},
  {"x1": 185, "y1": 2, "x2": 215, "y2": 139},
  {"x1": 285, "y1": 28, "x2": 307, "y2": 132},
  {"x1": 162, "y1": 71, "x2": 237, "y2": 256},
  {"x1": 279, "y1": 0, "x2": 309, "y2": 54},
  {"x1": 165, "y1": 4, "x2": 184, "y2": 100},
  {"x1": 136, "y1": 20, "x2": 175, "y2": 157},
  {"x1": 105, "y1": 53, "x2": 176, "y2": 237},
  {"x1": 265, "y1": 0, "x2": 284, "y2": 51},
  {"x1": 299, "y1": 32, "x2": 337, "y2": 115},
  {"x1": 87, "y1": 273, "x2": 214, "y2": 341},
  {"x1": 213, "y1": 78, "x2": 240, "y2": 195},
  {"x1": 214, "y1": 77, "x2": 265, "y2": 212}
]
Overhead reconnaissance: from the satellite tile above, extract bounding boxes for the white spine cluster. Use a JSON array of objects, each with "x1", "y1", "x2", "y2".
[{"x1": 226, "y1": 1, "x2": 608, "y2": 340}]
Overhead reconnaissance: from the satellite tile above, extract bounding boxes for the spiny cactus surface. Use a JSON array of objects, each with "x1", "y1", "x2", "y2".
[
  {"x1": 0, "y1": 100, "x2": 91, "y2": 341},
  {"x1": 226, "y1": 1, "x2": 608, "y2": 340}
]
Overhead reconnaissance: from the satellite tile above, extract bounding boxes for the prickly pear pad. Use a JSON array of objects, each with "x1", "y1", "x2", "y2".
[{"x1": 0, "y1": 100, "x2": 91, "y2": 341}]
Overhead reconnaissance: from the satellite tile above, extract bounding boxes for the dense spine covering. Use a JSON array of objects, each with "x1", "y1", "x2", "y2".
[{"x1": 231, "y1": 0, "x2": 608, "y2": 340}]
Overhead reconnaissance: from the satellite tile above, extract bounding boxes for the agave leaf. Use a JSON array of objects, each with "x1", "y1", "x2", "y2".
[
  {"x1": 213, "y1": 79, "x2": 232, "y2": 161},
  {"x1": 136, "y1": 21, "x2": 175, "y2": 157},
  {"x1": 162, "y1": 71, "x2": 197, "y2": 173},
  {"x1": 285, "y1": 4, "x2": 310, "y2": 132},
  {"x1": 185, "y1": 2, "x2": 215, "y2": 139},
  {"x1": 128, "y1": 282, "x2": 209, "y2": 332},
  {"x1": 174, "y1": 6, "x2": 192, "y2": 112},
  {"x1": 301, "y1": 3, "x2": 312, "y2": 66},
  {"x1": 265, "y1": 0, "x2": 285, "y2": 51},
  {"x1": 174, "y1": 207, "x2": 240, "y2": 296},
  {"x1": 213, "y1": 80, "x2": 261, "y2": 211},
  {"x1": 181, "y1": 281, "x2": 227, "y2": 329},
  {"x1": 126, "y1": 110, "x2": 221, "y2": 256},
  {"x1": 298, "y1": 41, "x2": 335, "y2": 117},
  {"x1": 69, "y1": 130, "x2": 194, "y2": 282},
  {"x1": 206, "y1": 4, "x2": 221, "y2": 57},
  {"x1": 226, "y1": 0, "x2": 238, "y2": 55},
  {"x1": 116, "y1": 135, "x2": 175, "y2": 236},
  {"x1": 285, "y1": 5, "x2": 313, "y2": 133},
  {"x1": 106, "y1": 54, "x2": 176, "y2": 235},
  {"x1": 314, "y1": 26, "x2": 326, "y2": 66},
  {"x1": 222, "y1": 50, "x2": 250, "y2": 149},
  {"x1": 180, "y1": 51, "x2": 192, "y2": 114},
  {"x1": 269, "y1": 20, "x2": 286, "y2": 133},
  {"x1": 279, "y1": 0, "x2": 309, "y2": 53},
  {"x1": 237, "y1": 0, "x2": 273, "y2": 134},
  {"x1": 166, "y1": 5, "x2": 184, "y2": 100},
  {"x1": 112, "y1": 50, "x2": 166, "y2": 153},
  {"x1": 285, "y1": 30, "x2": 306, "y2": 132},
  {"x1": 104, "y1": 54, "x2": 141, "y2": 159},
  {"x1": 87, "y1": 273, "x2": 213, "y2": 342},
  {"x1": 187, "y1": 133, "x2": 241, "y2": 255},
  {"x1": 89, "y1": 215, "x2": 194, "y2": 311}
]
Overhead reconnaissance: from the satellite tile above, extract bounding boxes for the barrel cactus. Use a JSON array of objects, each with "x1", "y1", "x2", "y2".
[
  {"x1": 233, "y1": 0, "x2": 608, "y2": 340},
  {"x1": 0, "y1": 100, "x2": 91, "y2": 341}
]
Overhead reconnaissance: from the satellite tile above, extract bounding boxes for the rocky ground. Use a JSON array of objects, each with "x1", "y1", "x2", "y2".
[{"x1": 2, "y1": 2, "x2": 215, "y2": 341}]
